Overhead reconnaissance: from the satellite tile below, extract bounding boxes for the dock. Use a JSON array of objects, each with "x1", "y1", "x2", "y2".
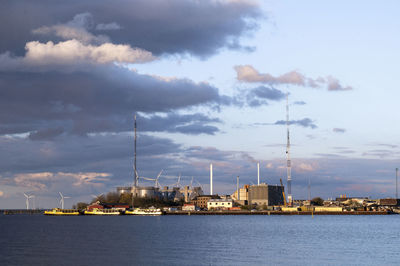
[{"x1": 165, "y1": 210, "x2": 392, "y2": 215}]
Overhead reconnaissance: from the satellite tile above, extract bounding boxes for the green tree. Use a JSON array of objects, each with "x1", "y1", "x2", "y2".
[
  {"x1": 311, "y1": 197, "x2": 324, "y2": 206},
  {"x1": 76, "y1": 202, "x2": 89, "y2": 210}
]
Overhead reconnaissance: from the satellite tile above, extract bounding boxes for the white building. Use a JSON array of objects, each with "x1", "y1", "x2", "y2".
[
  {"x1": 207, "y1": 199, "x2": 233, "y2": 210},
  {"x1": 182, "y1": 204, "x2": 199, "y2": 211}
]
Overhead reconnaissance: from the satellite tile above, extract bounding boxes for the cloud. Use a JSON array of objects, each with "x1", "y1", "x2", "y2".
[
  {"x1": 234, "y1": 65, "x2": 353, "y2": 91},
  {"x1": 243, "y1": 86, "x2": 285, "y2": 107},
  {"x1": 138, "y1": 113, "x2": 221, "y2": 135},
  {"x1": 12, "y1": 172, "x2": 111, "y2": 192},
  {"x1": 296, "y1": 163, "x2": 314, "y2": 172},
  {"x1": 293, "y1": 101, "x2": 306, "y2": 105},
  {"x1": 326, "y1": 76, "x2": 353, "y2": 91},
  {"x1": 0, "y1": 191, "x2": 4, "y2": 197},
  {"x1": 32, "y1": 13, "x2": 109, "y2": 45},
  {"x1": 1, "y1": 39, "x2": 155, "y2": 68},
  {"x1": 0, "y1": 1, "x2": 261, "y2": 57},
  {"x1": 96, "y1": 22, "x2": 122, "y2": 31},
  {"x1": 0, "y1": 64, "x2": 222, "y2": 137},
  {"x1": 333, "y1": 128, "x2": 346, "y2": 133},
  {"x1": 274, "y1": 118, "x2": 317, "y2": 129}
]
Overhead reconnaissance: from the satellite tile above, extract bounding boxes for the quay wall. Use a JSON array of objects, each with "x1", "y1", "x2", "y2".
[{"x1": 165, "y1": 210, "x2": 391, "y2": 215}]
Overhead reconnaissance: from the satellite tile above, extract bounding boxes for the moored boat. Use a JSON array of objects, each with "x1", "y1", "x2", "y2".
[
  {"x1": 125, "y1": 207, "x2": 162, "y2": 216},
  {"x1": 84, "y1": 208, "x2": 121, "y2": 215},
  {"x1": 44, "y1": 208, "x2": 80, "y2": 215}
]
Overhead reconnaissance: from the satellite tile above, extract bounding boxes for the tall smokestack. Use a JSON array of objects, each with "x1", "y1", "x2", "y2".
[
  {"x1": 396, "y1": 168, "x2": 398, "y2": 199},
  {"x1": 257, "y1": 162, "x2": 260, "y2": 185},
  {"x1": 134, "y1": 114, "x2": 137, "y2": 187},
  {"x1": 237, "y1": 176, "x2": 240, "y2": 200},
  {"x1": 210, "y1": 163, "x2": 213, "y2": 195}
]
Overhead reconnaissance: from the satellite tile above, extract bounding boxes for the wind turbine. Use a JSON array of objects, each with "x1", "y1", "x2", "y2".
[
  {"x1": 59, "y1": 192, "x2": 70, "y2": 209},
  {"x1": 23, "y1": 193, "x2": 34, "y2": 210},
  {"x1": 141, "y1": 170, "x2": 163, "y2": 188}
]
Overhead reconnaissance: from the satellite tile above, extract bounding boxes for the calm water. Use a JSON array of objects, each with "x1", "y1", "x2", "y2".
[{"x1": 1, "y1": 214, "x2": 400, "y2": 265}]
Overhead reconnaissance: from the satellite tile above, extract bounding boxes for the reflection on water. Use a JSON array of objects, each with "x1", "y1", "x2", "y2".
[{"x1": 1, "y1": 215, "x2": 400, "y2": 265}]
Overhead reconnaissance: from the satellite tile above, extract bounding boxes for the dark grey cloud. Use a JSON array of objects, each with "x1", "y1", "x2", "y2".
[
  {"x1": 252, "y1": 86, "x2": 285, "y2": 100},
  {"x1": 274, "y1": 118, "x2": 317, "y2": 129},
  {"x1": 362, "y1": 149, "x2": 400, "y2": 159},
  {"x1": 0, "y1": 66, "x2": 222, "y2": 137},
  {"x1": 138, "y1": 113, "x2": 221, "y2": 135},
  {"x1": 0, "y1": 0, "x2": 261, "y2": 57},
  {"x1": 244, "y1": 86, "x2": 285, "y2": 107}
]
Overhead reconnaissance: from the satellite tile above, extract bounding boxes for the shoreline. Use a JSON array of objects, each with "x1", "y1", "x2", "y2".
[
  {"x1": 1, "y1": 209, "x2": 393, "y2": 215},
  {"x1": 165, "y1": 210, "x2": 392, "y2": 215}
]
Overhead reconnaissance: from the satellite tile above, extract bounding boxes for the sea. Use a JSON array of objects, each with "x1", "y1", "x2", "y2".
[{"x1": 0, "y1": 214, "x2": 399, "y2": 266}]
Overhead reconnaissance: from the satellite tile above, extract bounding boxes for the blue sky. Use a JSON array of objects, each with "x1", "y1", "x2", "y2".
[{"x1": 0, "y1": 0, "x2": 399, "y2": 208}]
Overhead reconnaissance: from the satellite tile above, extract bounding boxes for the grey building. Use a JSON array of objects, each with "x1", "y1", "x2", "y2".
[{"x1": 248, "y1": 183, "x2": 284, "y2": 206}]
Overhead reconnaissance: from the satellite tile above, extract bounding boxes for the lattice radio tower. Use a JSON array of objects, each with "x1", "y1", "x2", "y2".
[{"x1": 286, "y1": 93, "x2": 293, "y2": 204}]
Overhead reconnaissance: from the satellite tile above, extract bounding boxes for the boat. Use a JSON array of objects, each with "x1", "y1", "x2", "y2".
[
  {"x1": 44, "y1": 208, "x2": 80, "y2": 215},
  {"x1": 125, "y1": 207, "x2": 162, "y2": 216},
  {"x1": 84, "y1": 208, "x2": 121, "y2": 215}
]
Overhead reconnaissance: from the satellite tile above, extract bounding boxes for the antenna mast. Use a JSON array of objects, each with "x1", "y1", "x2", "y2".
[
  {"x1": 286, "y1": 93, "x2": 292, "y2": 204},
  {"x1": 134, "y1": 114, "x2": 137, "y2": 187}
]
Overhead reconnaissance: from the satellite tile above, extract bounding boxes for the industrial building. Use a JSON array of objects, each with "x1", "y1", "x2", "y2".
[
  {"x1": 231, "y1": 185, "x2": 249, "y2": 206},
  {"x1": 116, "y1": 184, "x2": 203, "y2": 202},
  {"x1": 248, "y1": 183, "x2": 284, "y2": 206},
  {"x1": 232, "y1": 183, "x2": 284, "y2": 206},
  {"x1": 207, "y1": 199, "x2": 233, "y2": 210},
  {"x1": 192, "y1": 195, "x2": 220, "y2": 209}
]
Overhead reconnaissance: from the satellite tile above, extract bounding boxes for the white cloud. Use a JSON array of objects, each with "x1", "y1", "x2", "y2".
[
  {"x1": 13, "y1": 172, "x2": 111, "y2": 190},
  {"x1": 25, "y1": 40, "x2": 155, "y2": 65},
  {"x1": 0, "y1": 39, "x2": 155, "y2": 69},
  {"x1": 326, "y1": 76, "x2": 353, "y2": 91},
  {"x1": 0, "y1": 191, "x2": 4, "y2": 197},
  {"x1": 234, "y1": 65, "x2": 352, "y2": 91},
  {"x1": 297, "y1": 163, "x2": 314, "y2": 172}
]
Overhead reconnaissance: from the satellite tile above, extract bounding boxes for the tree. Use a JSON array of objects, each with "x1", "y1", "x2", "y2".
[
  {"x1": 105, "y1": 192, "x2": 120, "y2": 203},
  {"x1": 311, "y1": 197, "x2": 324, "y2": 206},
  {"x1": 75, "y1": 202, "x2": 89, "y2": 210}
]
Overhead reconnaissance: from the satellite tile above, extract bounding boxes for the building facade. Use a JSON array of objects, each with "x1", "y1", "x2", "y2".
[
  {"x1": 248, "y1": 184, "x2": 284, "y2": 206},
  {"x1": 192, "y1": 195, "x2": 220, "y2": 209},
  {"x1": 207, "y1": 199, "x2": 233, "y2": 210}
]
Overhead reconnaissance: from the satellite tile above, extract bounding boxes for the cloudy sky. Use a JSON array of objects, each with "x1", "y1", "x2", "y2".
[{"x1": 1, "y1": 0, "x2": 399, "y2": 208}]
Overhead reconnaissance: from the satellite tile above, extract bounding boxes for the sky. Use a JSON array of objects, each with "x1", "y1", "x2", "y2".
[{"x1": 1, "y1": 0, "x2": 400, "y2": 209}]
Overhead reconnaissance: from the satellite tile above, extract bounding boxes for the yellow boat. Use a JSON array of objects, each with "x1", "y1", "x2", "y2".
[
  {"x1": 84, "y1": 208, "x2": 121, "y2": 215},
  {"x1": 125, "y1": 207, "x2": 162, "y2": 216},
  {"x1": 44, "y1": 208, "x2": 80, "y2": 215}
]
